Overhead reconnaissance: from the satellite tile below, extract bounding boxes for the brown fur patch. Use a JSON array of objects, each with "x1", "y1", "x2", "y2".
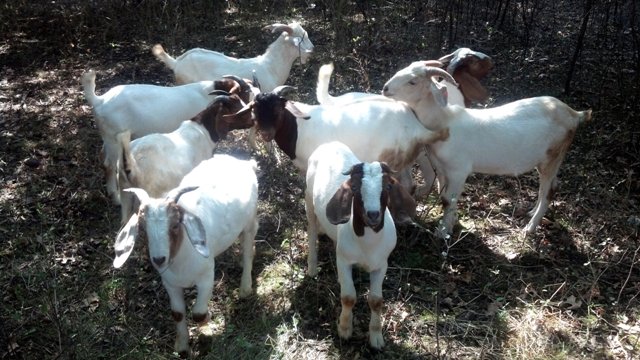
[
  {"x1": 368, "y1": 296, "x2": 384, "y2": 313},
  {"x1": 341, "y1": 296, "x2": 356, "y2": 309},
  {"x1": 172, "y1": 311, "x2": 184, "y2": 322},
  {"x1": 378, "y1": 138, "x2": 423, "y2": 171},
  {"x1": 349, "y1": 166, "x2": 368, "y2": 236},
  {"x1": 192, "y1": 312, "x2": 208, "y2": 324},
  {"x1": 546, "y1": 129, "x2": 575, "y2": 162},
  {"x1": 168, "y1": 203, "x2": 184, "y2": 260},
  {"x1": 386, "y1": 175, "x2": 416, "y2": 223}
]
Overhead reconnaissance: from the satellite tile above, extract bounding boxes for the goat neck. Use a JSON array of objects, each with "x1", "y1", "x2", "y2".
[{"x1": 258, "y1": 34, "x2": 299, "y2": 90}]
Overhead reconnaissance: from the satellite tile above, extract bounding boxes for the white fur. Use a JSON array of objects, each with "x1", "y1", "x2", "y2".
[
  {"x1": 315, "y1": 62, "x2": 464, "y2": 196},
  {"x1": 81, "y1": 69, "x2": 220, "y2": 204},
  {"x1": 115, "y1": 120, "x2": 216, "y2": 224},
  {"x1": 113, "y1": 154, "x2": 259, "y2": 356},
  {"x1": 305, "y1": 141, "x2": 396, "y2": 349},
  {"x1": 153, "y1": 21, "x2": 313, "y2": 154},
  {"x1": 251, "y1": 93, "x2": 449, "y2": 177},
  {"x1": 153, "y1": 21, "x2": 314, "y2": 90},
  {"x1": 383, "y1": 63, "x2": 592, "y2": 235}
]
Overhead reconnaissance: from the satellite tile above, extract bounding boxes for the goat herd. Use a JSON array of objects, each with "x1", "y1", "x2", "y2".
[{"x1": 81, "y1": 21, "x2": 592, "y2": 356}]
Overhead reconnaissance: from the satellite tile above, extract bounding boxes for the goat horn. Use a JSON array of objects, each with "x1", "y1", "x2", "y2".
[
  {"x1": 222, "y1": 75, "x2": 250, "y2": 94},
  {"x1": 421, "y1": 66, "x2": 458, "y2": 86},
  {"x1": 226, "y1": 100, "x2": 254, "y2": 118},
  {"x1": 438, "y1": 51, "x2": 456, "y2": 64},
  {"x1": 211, "y1": 94, "x2": 232, "y2": 105},
  {"x1": 252, "y1": 70, "x2": 261, "y2": 91},
  {"x1": 209, "y1": 90, "x2": 231, "y2": 96},
  {"x1": 379, "y1": 162, "x2": 397, "y2": 175},
  {"x1": 170, "y1": 186, "x2": 199, "y2": 204},
  {"x1": 264, "y1": 24, "x2": 293, "y2": 35},
  {"x1": 272, "y1": 85, "x2": 296, "y2": 97},
  {"x1": 424, "y1": 60, "x2": 444, "y2": 68},
  {"x1": 124, "y1": 187, "x2": 151, "y2": 205}
]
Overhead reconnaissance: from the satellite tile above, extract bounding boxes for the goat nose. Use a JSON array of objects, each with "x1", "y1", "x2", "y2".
[
  {"x1": 367, "y1": 211, "x2": 380, "y2": 222},
  {"x1": 382, "y1": 85, "x2": 389, "y2": 93},
  {"x1": 152, "y1": 256, "x2": 166, "y2": 267}
]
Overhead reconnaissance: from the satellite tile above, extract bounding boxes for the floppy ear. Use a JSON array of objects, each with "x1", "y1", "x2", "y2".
[
  {"x1": 113, "y1": 213, "x2": 140, "y2": 268},
  {"x1": 182, "y1": 211, "x2": 209, "y2": 258},
  {"x1": 387, "y1": 177, "x2": 417, "y2": 224},
  {"x1": 453, "y1": 70, "x2": 490, "y2": 105},
  {"x1": 430, "y1": 79, "x2": 449, "y2": 107},
  {"x1": 326, "y1": 180, "x2": 353, "y2": 225}
]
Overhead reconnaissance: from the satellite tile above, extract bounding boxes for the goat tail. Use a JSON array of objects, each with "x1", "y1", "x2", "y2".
[
  {"x1": 152, "y1": 44, "x2": 177, "y2": 70},
  {"x1": 316, "y1": 63, "x2": 335, "y2": 105},
  {"x1": 81, "y1": 69, "x2": 100, "y2": 107},
  {"x1": 115, "y1": 130, "x2": 135, "y2": 188},
  {"x1": 579, "y1": 109, "x2": 593, "y2": 124}
]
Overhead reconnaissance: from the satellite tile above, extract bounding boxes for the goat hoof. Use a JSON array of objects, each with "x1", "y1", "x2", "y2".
[
  {"x1": 369, "y1": 332, "x2": 385, "y2": 349},
  {"x1": 337, "y1": 322, "x2": 353, "y2": 339}
]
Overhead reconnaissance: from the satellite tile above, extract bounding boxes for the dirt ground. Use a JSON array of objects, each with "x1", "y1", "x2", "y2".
[{"x1": 1, "y1": 1, "x2": 639, "y2": 359}]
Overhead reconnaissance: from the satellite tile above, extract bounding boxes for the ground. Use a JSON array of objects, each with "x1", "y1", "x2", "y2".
[{"x1": 1, "y1": 1, "x2": 639, "y2": 359}]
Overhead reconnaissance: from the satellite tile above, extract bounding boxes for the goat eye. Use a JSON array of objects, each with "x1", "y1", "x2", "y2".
[
  {"x1": 408, "y1": 80, "x2": 416, "y2": 85},
  {"x1": 386, "y1": 184, "x2": 393, "y2": 191}
]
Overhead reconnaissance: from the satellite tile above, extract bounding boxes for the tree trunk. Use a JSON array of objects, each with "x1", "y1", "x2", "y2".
[{"x1": 564, "y1": 0, "x2": 594, "y2": 94}]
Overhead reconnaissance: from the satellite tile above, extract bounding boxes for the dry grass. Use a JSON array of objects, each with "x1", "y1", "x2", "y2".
[{"x1": 1, "y1": 1, "x2": 639, "y2": 359}]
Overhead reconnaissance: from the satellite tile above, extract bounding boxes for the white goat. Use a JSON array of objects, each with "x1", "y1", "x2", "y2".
[
  {"x1": 382, "y1": 62, "x2": 593, "y2": 236},
  {"x1": 228, "y1": 87, "x2": 449, "y2": 211},
  {"x1": 153, "y1": 21, "x2": 313, "y2": 155},
  {"x1": 315, "y1": 48, "x2": 493, "y2": 196},
  {"x1": 305, "y1": 141, "x2": 416, "y2": 349},
  {"x1": 81, "y1": 69, "x2": 253, "y2": 204},
  {"x1": 113, "y1": 154, "x2": 259, "y2": 357},
  {"x1": 116, "y1": 94, "x2": 253, "y2": 224},
  {"x1": 152, "y1": 21, "x2": 314, "y2": 90}
]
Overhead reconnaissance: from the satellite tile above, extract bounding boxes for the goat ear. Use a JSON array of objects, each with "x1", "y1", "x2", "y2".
[
  {"x1": 430, "y1": 79, "x2": 448, "y2": 107},
  {"x1": 387, "y1": 178, "x2": 417, "y2": 225},
  {"x1": 453, "y1": 70, "x2": 490, "y2": 105},
  {"x1": 113, "y1": 213, "x2": 139, "y2": 268},
  {"x1": 182, "y1": 211, "x2": 209, "y2": 258},
  {"x1": 285, "y1": 101, "x2": 310, "y2": 120},
  {"x1": 326, "y1": 180, "x2": 353, "y2": 225}
]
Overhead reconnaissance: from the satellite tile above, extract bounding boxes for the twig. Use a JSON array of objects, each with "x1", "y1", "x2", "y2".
[{"x1": 618, "y1": 244, "x2": 640, "y2": 306}]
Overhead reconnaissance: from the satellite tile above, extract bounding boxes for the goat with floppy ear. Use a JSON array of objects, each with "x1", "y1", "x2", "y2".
[
  {"x1": 152, "y1": 21, "x2": 314, "y2": 89},
  {"x1": 113, "y1": 154, "x2": 259, "y2": 357},
  {"x1": 383, "y1": 62, "x2": 592, "y2": 237},
  {"x1": 304, "y1": 141, "x2": 415, "y2": 349}
]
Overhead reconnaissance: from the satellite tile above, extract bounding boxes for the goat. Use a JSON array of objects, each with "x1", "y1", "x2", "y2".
[
  {"x1": 315, "y1": 48, "x2": 492, "y2": 106},
  {"x1": 113, "y1": 154, "x2": 259, "y2": 357},
  {"x1": 305, "y1": 141, "x2": 415, "y2": 349},
  {"x1": 230, "y1": 87, "x2": 449, "y2": 173},
  {"x1": 382, "y1": 63, "x2": 593, "y2": 236},
  {"x1": 116, "y1": 94, "x2": 253, "y2": 224},
  {"x1": 315, "y1": 48, "x2": 493, "y2": 196},
  {"x1": 152, "y1": 21, "x2": 314, "y2": 90},
  {"x1": 81, "y1": 69, "x2": 253, "y2": 204}
]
